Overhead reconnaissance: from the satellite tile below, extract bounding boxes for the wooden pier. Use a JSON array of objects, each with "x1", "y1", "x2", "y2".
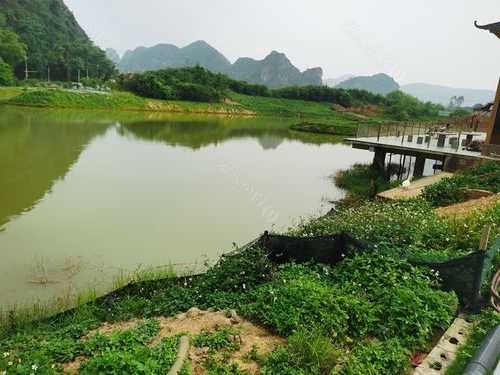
[{"x1": 347, "y1": 120, "x2": 497, "y2": 179}]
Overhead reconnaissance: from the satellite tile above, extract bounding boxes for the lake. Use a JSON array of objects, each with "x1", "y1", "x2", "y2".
[{"x1": 0, "y1": 106, "x2": 371, "y2": 308}]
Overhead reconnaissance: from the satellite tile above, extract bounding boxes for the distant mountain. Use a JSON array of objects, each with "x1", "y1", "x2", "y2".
[
  {"x1": 117, "y1": 42, "x2": 322, "y2": 88},
  {"x1": 230, "y1": 51, "x2": 322, "y2": 88},
  {"x1": 324, "y1": 74, "x2": 355, "y2": 87},
  {"x1": 401, "y1": 83, "x2": 495, "y2": 107},
  {"x1": 119, "y1": 41, "x2": 231, "y2": 74},
  {"x1": 336, "y1": 73, "x2": 400, "y2": 95},
  {"x1": 105, "y1": 48, "x2": 121, "y2": 65}
]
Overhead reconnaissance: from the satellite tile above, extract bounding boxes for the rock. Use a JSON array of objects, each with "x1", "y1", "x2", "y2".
[
  {"x1": 227, "y1": 309, "x2": 242, "y2": 324},
  {"x1": 462, "y1": 188, "x2": 494, "y2": 200},
  {"x1": 212, "y1": 316, "x2": 231, "y2": 329},
  {"x1": 176, "y1": 313, "x2": 186, "y2": 320},
  {"x1": 186, "y1": 307, "x2": 202, "y2": 318},
  {"x1": 332, "y1": 104, "x2": 346, "y2": 112}
]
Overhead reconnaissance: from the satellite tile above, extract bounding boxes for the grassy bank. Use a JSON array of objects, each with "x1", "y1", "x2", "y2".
[
  {"x1": 2, "y1": 87, "x2": 389, "y2": 135},
  {"x1": 0, "y1": 87, "x2": 22, "y2": 102},
  {"x1": 333, "y1": 163, "x2": 400, "y2": 205},
  {"x1": 1, "y1": 191, "x2": 498, "y2": 373},
  {"x1": 290, "y1": 122, "x2": 358, "y2": 136},
  {"x1": 5, "y1": 88, "x2": 256, "y2": 116}
]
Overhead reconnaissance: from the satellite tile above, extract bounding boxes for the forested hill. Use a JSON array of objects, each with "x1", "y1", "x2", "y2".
[
  {"x1": 336, "y1": 73, "x2": 400, "y2": 95},
  {"x1": 117, "y1": 42, "x2": 323, "y2": 88},
  {"x1": 0, "y1": 0, "x2": 115, "y2": 81},
  {"x1": 119, "y1": 41, "x2": 232, "y2": 74}
]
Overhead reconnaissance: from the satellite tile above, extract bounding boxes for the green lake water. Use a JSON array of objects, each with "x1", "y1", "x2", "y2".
[{"x1": 0, "y1": 106, "x2": 371, "y2": 308}]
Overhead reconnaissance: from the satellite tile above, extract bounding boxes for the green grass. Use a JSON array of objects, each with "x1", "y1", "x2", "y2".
[
  {"x1": 422, "y1": 161, "x2": 500, "y2": 207},
  {"x1": 0, "y1": 86, "x2": 23, "y2": 101},
  {"x1": 228, "y1": 91, "x2": 389, "y2": 128},
  {"x1": 0, "y1": 180, "x2": 498, "y2": 373},
  {"x1": 290, "y1": 122, "x2": 358, "y2": 136},
  {"x1": 7, "y1": 88, "x2": 254, "y2": 115},
  {"x1": 4, "y1": 87, "x2": 394, "y2": 131},
  {"x1": 445, "y1": 309, "x2": 500, "y2": 375},
  {"x1": 333, "y1": 163, "x2": 400, "y2": 204}
]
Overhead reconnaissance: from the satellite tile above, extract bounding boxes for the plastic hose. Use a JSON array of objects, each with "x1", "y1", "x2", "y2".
[
  {"x1": 491, "y1": 270, "x2": 500, "y2": 312},
  {"x1": 463, "y1": 325, "x2": 500, "y2": 375}
]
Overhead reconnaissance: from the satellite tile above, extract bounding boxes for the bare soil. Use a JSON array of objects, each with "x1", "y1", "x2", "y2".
[
  {"x1": 63, "y1": 308, "x2": 284, "y2": 374},
  {"x1": 436, "y1": 193, "x2": 500, "y2": 218}
]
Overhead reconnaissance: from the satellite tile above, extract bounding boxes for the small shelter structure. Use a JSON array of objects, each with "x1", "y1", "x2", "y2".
[{"x1": 475, "y1": 20, "x2": 500, "y2": 158}]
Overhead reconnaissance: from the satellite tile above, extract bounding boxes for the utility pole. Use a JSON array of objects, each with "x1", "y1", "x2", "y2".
[
  {"x1": 86, "y1": 61, "x2": 89, "y2": 79},
  {"x1": 24, "y1": 56, "x2": 36, "y2": 80},
  {"x1": 47, "y1": 65, "x2": 50, "y2": 82},
  {"x1": 24, "y1": 57, "x2": 28, "y2": 80},
  {"x1": 77, "y1": 69, "x2": 81, "y2": 84}
]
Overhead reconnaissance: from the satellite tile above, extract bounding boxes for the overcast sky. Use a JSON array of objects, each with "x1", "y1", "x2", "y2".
[{"x1": 64, "y1": 0, "x2": 499, "y2": 90}]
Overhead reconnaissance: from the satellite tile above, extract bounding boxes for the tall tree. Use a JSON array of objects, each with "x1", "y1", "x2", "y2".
[
  {"x1": 0, "y1": 28, "x2": 26, "y2": 66},
  {"x1": 0, "y1": 0, "x2": 115, "y2": 81}
]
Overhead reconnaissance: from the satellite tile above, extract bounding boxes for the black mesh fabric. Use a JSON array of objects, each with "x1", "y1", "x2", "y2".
[
  {"x1": 256, "y1": 232, "x2": 499, "y2": 311},
  {"x1": 258, "y1": 231, "x2": 368, "y2": 265}
]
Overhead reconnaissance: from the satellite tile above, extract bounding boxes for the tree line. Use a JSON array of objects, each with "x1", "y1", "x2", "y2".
[
  {"x1": 119, "y1": 66, "x2": 444, "y2": 119},
  {"x1": 0, "y1": 1, "x2": 115, "y2": 84}
]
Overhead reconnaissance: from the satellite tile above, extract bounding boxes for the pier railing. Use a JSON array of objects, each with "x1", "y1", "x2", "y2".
[{"x1": 355, "y1": 122, "x2": 487, "y2": 153}]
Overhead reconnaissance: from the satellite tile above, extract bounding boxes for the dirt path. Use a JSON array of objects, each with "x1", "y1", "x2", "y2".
[
  {"x1": 63, "y1": 308, "x2": 284, "y2": 374},
  {"x1": 377, "y1": 173, "x2": 454, "y2": 200},
  {"x1": 436, "y1": 193, "x2": 500, "y2": 218}
]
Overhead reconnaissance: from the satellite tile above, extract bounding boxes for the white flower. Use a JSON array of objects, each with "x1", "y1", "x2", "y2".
[
  {"x1": 2, "y1": 352, "x2": 9, "y2": 357},
  {"x1": 31, "y1": 364, "x2": 38, "y2": 371},
  {"x1": 1, "y1": 370, "x2": 6, "y2": 375},
  {"x1": 242, "y1": 283, "x2": 246, "y2": 290},
  {"x1": 7, "y1": 361, "x2": 12, "y2": 366}
]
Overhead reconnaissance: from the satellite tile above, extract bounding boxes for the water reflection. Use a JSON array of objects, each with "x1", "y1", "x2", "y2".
[
  {"x1": 118, "y1": 116, "x2": 337, "y2": 151},
  {"x1": 0, "y1": 108, "x2": 110, "y2": 227},
  {"x1": 0, "y1": 106, "x2": 369, "y2": 308}
]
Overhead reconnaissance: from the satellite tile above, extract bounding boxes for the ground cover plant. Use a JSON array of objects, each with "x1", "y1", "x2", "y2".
[
  {"x1": 1, "y1": 190, "x2": 498, "y2": 373},
  {"x1": 118, "y1": 67, "x2": 443, "y2": 121},
  {"x1": 7, "y1": 88, "x2": 253, "y2": 115},
  {"x1": 0, "y1": 239, "x2": 462, "y2": 374},
  {"x1": 292, "y1": 198, "x2": 500, "y2": 260},
  {"x1": 445, "y1": 308, "x2": 500, "y2": 375},
  {"x1": 422, "y1": 161, "x2": 500, "y2": 207},
  {"x1": 289, "y1": 122, "x2": 358, "y2": 136},
  {"x1": 333, "y1": 163, "x2": 400, "y2": 202}
]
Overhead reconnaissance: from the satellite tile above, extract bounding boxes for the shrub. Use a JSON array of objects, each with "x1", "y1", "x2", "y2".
[
  {"x1": 0, "y1": 57, "x2": 14, "y2": 86},
  {"x1": 262, "y1": 329, "x2": 340, "y2": 375},
  {"x1": 293, "y1": 199, "x2": 444, "y2": 251},
  {"x1": 334, "y1": 163, "x2": 399, "y2": 200},
  {"x1": 175, "y1": 82, "x2": 222, "y2": 102},
  {"x1": 196, "y1": 246, "x2": 274, "y2": 294},
  {"x1": 242, "y1": 265, "x2": 376, "y2": 338},
  {"x1": 332, "y1": 253, "x2": 458, "y2": 348},
  {"x1": 385, "y1": 91, "x2": 443, "y2": 120},
  {"x1": 422, "y1": 161, "x2": 500, "y2": 207},
  {"x1": 336, "y1": 339, "x2": 410, "y2": 375},
  {"x1": 193, "y1": 328, "x2": 240, "y2": 352},
  {"x1": 261, "y1": 346, "x2": 306, "y2": 375},
  {"x1": 292, "y1": 197, "x2": 500, "y2": 259},
  {"x1": 286, "y1": 329, "x2": 341, "y2": 374},
  {"x1": 119, "y1": 66, "x2": 227, "y2": 102}
]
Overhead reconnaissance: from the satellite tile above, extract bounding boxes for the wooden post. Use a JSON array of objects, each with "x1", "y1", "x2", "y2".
[
  {"x1": 471, "y1": 225, "x2": 493, "y2": 312},
  {"x1": 373, "y1": 148, "x2": 387, "y2": 175},
  {"x1": 485, "y1": 79, "x2": 500, "y2": 146},
  {"x1": 479, "y1": 225, "x2": 492, "y2": 251},
  {"x1": 413, "y1": 156, "x2": 426, "y2": 178}
]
